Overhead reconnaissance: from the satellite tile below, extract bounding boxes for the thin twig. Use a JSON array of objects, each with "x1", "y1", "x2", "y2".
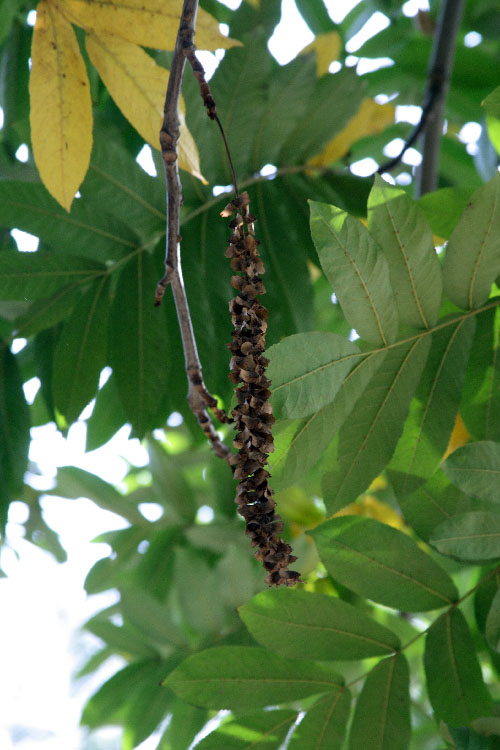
[
  {"x1": 155, "y1": 0, "x2": 231, "y2": 462},
  {"x1": 377, "y1": 0, "x2": 465, "y2": 187}
]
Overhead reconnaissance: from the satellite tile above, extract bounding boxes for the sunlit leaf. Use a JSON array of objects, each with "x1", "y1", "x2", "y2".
[
  {"x1": 442, "y1": 440, "x2": 500, "y2": 501},
  {"x1": 86, "y1": 31, "x2": 204, "y2": 180},
  {"x1": 388, "y1": 317, "x2": 475, "y2": 495},
  {"x1": 368, "y1": 174, "x2": 442, "y2": 328},
  {"x1": 424, "y1": 609, "x2": 493, "y2": 724},
  {"x1": 195, "y1": 709, "x2": 297, "y2": 750},
  {"x1": 289, "y1": 690, "x2": 351, "y2": 750},
  {"x1": 323, "y1": 336, "x2": 430, "y2": 513},
  {"x1": 165, "y1": 647, "x2": 343, "y2": 711},
  {"x1": 349, "y1": 655, "x2": 410, "y2": 750},
  {"x1": 53, "y1": 276, "x2": 110, "y2": 423},
  {"x1": 310, "y1": 516, "x2": 458, "y2": 611},
  {"x1": 443, "y1": 174, "x2": 500, "y2": 309},
  {"x1": 309, "y1": 99, "x2": 394, "y2": 166},
  {"x1": 482, "y1": 86, "x2": 500, "y2": 118},
  {"x1": 63, "y1": 0, "x2": 240, "y2": 51},
  {"x1": 430, "y1": 511, "x2": 500, "y2": 561},
  {"x1": 239, "y1": 588, "x2": 400, "y2": 660},
  {"x1": 30, "y1": 1, "x2": 92, "y2": 210},
  {"x1": 267, "y1": 332, "x2": 361, "y2": 419},
  {"x1": 309, "y1": 200, "x2": 398, "y2": 345}
]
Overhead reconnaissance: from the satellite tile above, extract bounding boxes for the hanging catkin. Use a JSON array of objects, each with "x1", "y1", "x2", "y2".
[{"x1": 222, "y1": 192, "x2": 300, "y2": 587}]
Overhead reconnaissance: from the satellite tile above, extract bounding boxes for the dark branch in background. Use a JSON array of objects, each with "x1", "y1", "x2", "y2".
[
  {"x1": 416, "y1": 0, "x2": 464, "y2": 196},
  {"x1": 157, "y1": 1, "x2": 300, "y2": 584},
  {"x1": 377, "y1": 0, "x2": 465, "y2": 193},
  {"x1": 155, "y1": 0, "x2": 231, "y2": 462}
]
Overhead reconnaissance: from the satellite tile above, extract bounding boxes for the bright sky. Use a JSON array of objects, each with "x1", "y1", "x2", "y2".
[{"x1": 2, "y1": 1, "x2": 483, "y2": 748}]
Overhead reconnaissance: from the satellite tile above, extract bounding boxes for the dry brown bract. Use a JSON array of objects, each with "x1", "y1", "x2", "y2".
[{"x1": 222, "y1": 191, "x2": 300, "y2": 587}]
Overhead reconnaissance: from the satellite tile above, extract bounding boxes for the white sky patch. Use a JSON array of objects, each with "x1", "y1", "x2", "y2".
[
  {"x1": 402, "y1": 0, "x2": 429, "y2": 17},
  {"x1": 213, "y1": 184, "x2": 233, "y2": 196},
  {"x1": 11, "y1": 228, "x2": 39, "y2": 252},
  {"x1": 384, "y1": 138, "x2": 405, "y2": 158},
  {"x1": 349, "y1": 329, "x2": 360, "y2": 341},
  {"x1": 11, "y1": 337, "x2": 27, "y2": 354},
  {"x1": 167, "y1": 411, "x2": 183, "y2": 427},
  {"x1": 357, "y1": 57, "x2": 393, "y2": 75},
  {"x1": 195, "y1": 50, "x2": 220, "y2": 80},
  {"x1": 402, "y1": 147, "x2": 422, "y2": 166},
  {"x1": 345, "y1": 55, "x2": 358, "y2": 67},
  {"x1": 260, "y1": 163, "x2": 278, "y2": 177},
  {"x1": 350, "y1": 157, "x2": 378, "y2": 176},
  {"x1": 464, "y1": 31, "x2": 482, "y2": 48},
  {"x1": 345, "y1": 11, "x2": 390, "y2": 53},
  {"x1": 268, "y1": 0, "x2": 314, "y2": 65},
  {"x1": 15, "y1": 143, "x2": 29, "y2": 162},
  {"x1": 138, "y1": 503, "x2": 164, "y2": 522},
  {"x1": 99, "y1": 366, "x2": 112, "y2": 389},
  {"x1": 216, "y1": 0, "x2": 241, "y2": 8},
  {"x1": 396, "y1": 104, "x2": 422, "y2": 125},
  {"x1": 329, "y1": 60, "x2": 342, "y2": 74},
  {"x1": 459, "y1": 121, "x2": 481, "y2": 144},
  {"x1": 196, "y1": 505, "x2": 215, "y2": 524},
  {"x1": 380, "y1": 172, "x2": 396, "y2": 185},
  {"x1": 396, "y1": 172, "x2": 412, "y2": 185},
  {"x1": 23, "y1": 376, "x2": 41, "y2": 405},
  {"x1": 219, "y1": 23, "x2": 229, "y2": 36},
  {"x1": 27, "y1": 9, "x2": 37, "y2": 25},
  {"x1": 136, "y1": 144, "x2": 157, "y2": 177},
  {"x1": 0, "y1": 106, "x2": 4, "y2": 129},
  {"x1": 330, "y1": 292, "x2": 337, "y2": 304}
]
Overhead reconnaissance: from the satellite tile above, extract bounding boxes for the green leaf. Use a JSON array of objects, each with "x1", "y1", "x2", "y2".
[
  {"x1": 322, "y1": 336, "x2": 430, "y2": 513},
  {"x1": 0, "y1": 344, "x2": 30, "y2": 496},
  {"x1": 120, "y1": 586, "x2": 187, "y2": 648},
  {"x1": 195, "y1": 709, "x2": 297, "y2": 750},
  {"x1": 482, "y1": 86, "x2": 500, "y2": 118},
  {"x1": 0, "y1": 251, "x2": 105, "y2": 300},
  {"x1": 157, "y1": 699, "x2": 208, "y2": 750},
  {"x1": 14, "y1": 283, "x2": 79, "y2": 338},
  {"x1": 50, "y1": 466, "x2": 144, "y2": 525},
  {"x1": 239, "y1": 588, "x2": 400, "y2": 661},
  {"x1": 310, "y1": 200, "x2": 398, "y2": 345},
  {"x1": 349, "y1": 654, "x2": 410, "y2": 750},
  {"x1": 443, "y1": 174, "x2": 500, "y2": 309},
  {"x1": 174, "y1": 547, "x2": 227, "y2": 635},
  {"x1": 267, "y1": 332, "x2": 361, "y2": 419},
  {"x1": 310, "y1": 516, "x2": 458, "y2": 611},
  {"x1": 85, "y1": 617, "x2": 157, "y2": 659},
  {"x1": 424, "y1": 609, "x2": 493, "y2": 725},
  {"x1": 418, "y1": 187, "x2": 474, "y2": 240},
  {"x1": 85, "y1": 374, "x2": 127, "y2": 452},
  {"x1": 461, "y1": 304, "x2": 500, "y2": 441},
  {"x1": 368, "y1": 175, "x2": 442, "y2": 328},
  {"x1": 269, "y1": 350, "x2": 384, "y2": 488},
  {"x1": 388, "y1": 316, "x2": 475, "y2": 495},
  {"x1": 147, "y1": 438, "x2": 197, "y2": 523},
  {"x1": 430, "y1": 511, "x2": 500, "y2": 561},
  {"x1": 109, "y1": 251, "x2": 169, "y2": 438},
  {"x1": 0, "y1": 182, "x2": 137, "y2": 261},
  {"x1": 443, "y1": 441, "x2": 500, "y2": 501},
  {"x1": 289, "y1": 690, "x2": 351, "y2": 750},
  {"x1": 399, "y1": 469, "x2": 495, "y2": 542},
  {"x1": 165, "y1": 646, "x2": 343, "y2": 711},
  {"x1": 486, "y1": 588, "x2": 500, "y2": 652},
  {"x1": 53, "y1": 276, "x2": 110, "y2": 423}
]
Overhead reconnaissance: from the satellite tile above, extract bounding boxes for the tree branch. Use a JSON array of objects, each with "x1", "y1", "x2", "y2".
[
  {"x1": 416, "y1": 0, "x2": 465, "y2": 196},
  {"x1": 377, "y1": 0, "x2": 465, "y2": 191},
  {"x1": 156, "y1": 0, "x2": 231, "y2": 462}
]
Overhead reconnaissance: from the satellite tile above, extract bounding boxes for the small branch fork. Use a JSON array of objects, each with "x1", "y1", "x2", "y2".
[{"x1": 155, "y1": 0, "x2": 231, "y2": 462}]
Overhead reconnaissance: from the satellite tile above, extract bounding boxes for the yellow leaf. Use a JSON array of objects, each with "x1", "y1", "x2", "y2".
[
  {"x1": 309, "y1": 98, "x2": 395, "y2": 166},
  {"x1": 301, "y1": 31, "x2": 341, "y2": 77},
  {"x1": 29, "y1": 0, "x2": 92, "y2": 211},
  {"x1": 62, "y1": 0, "x2": 240, "y2": 51},
  {"x1": 443, "y1": 412, "x2": 470, "y2": 460},
  {"x1": 85, "y1": 31, "x2": 204, "y2": 181}
]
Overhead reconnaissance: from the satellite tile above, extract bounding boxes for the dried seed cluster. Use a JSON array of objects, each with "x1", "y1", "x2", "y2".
[{"x1": 222, "y1": 192, "x2": 300, "y2": 587}]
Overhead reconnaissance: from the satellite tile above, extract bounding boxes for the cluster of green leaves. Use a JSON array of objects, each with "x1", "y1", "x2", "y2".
[{"x1": 2, "y1": 1, "x2": 500, "y2": 749}]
